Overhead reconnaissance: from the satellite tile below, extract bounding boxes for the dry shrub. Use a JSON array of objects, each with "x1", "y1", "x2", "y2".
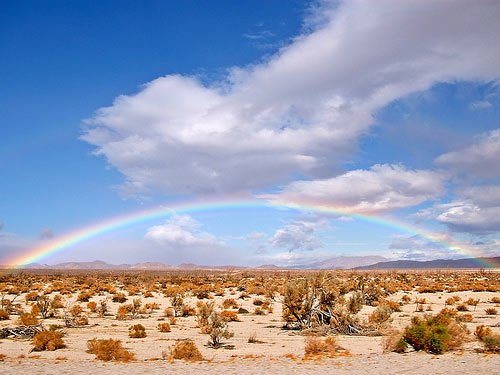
[
  {"x1": 87, "y1": 301, "x2": 97, "y2": 313},
  {"x1": 304, "y1": 336, "x2": 340, "y2": 358},
  {"x1": 222, "y1": 298, "x2": 238, "y2": 309},
  {"x1": 458, "y1": 313, "x2": 473, "y2": 322},
  {"x1": 69, "y1": 304, "x2": 84, "y2": 317},
  {"x1": 112, "y1": 293, "x2": 127, "y2": 303},
  {"x1": 25, "y1": 292, "x2": 38, "y2": 302},
  {"x1": 485, "y1": 308, "x2": 497, "y2": 315},
  {"x1": 248, "y1": 332, "x2": 264, "y2": 344},
  {"x1": 369, "y1": 305, "x2": 393, "y2": 326},
  {"x1": 348, "y1": 291, "x2": 363, "y2": 314},
  {"x1": 87, "y1": 338, "x2": 135, "y2": 362},
  {"x1": 32, "y1": 331, "x2": 65, "y2": 351},
  {"x1": 164, "y1": 307, "x2": 174, "y2": 317},
  {"x1": 0, "y1": 353, "x2": 6, "y2": 361},
  {"x1": 475, "y1": 325, "x2": 500, "y2": 353},
  {"x1": 206, "y1": 312, "x2": 234, "y2": 347},
  {"x1": 167, "y1": 340, "x2": 203, "y2": 361},
  {"x1": 0, "y1": 309, "x2": 9, "y2": 320},
  {"x1": 18, "y1": 313, "x2": 39, "y2": 326},
  {"x1": 158, "y1": 322, "x2": 171, "y2": 332},
  {"x1": 128, "y1": 324, "x2": 146, "y2": 338},
  {"x1": 456, "y1": 304, "x2": 468, "y2": 312},
  {"x1": 220, "y1": 310, "x2": 240, "y2": 322},
  {"x1": 491, "y1": 297, "x2": 500, "y2": 304},
  {"x1": 383, "y1": 331, "x2": 408, "y2": 353}
]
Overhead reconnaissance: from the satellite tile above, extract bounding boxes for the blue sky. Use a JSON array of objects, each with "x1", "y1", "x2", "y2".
[{"x1": 1, "y1": 0, "x2": 500, "y2": 266}]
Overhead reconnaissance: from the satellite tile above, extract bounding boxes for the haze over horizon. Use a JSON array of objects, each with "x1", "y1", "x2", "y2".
[{"x1": 2, "y1": 0, "x2": 500, "y2": 267}]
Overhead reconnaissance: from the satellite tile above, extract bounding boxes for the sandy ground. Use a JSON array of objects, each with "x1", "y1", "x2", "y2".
[{"x1": 0, "y1": 283, "x2": 499, "y2": 373}]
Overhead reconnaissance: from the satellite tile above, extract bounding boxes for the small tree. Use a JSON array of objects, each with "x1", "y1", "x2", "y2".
[{"x1": 207, "y1": 312, "x2": 233, "y2": 348}]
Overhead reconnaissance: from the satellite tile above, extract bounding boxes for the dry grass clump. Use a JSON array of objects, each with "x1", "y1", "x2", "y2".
[
  {"x1": 158, "y1": 322, "x2": 171, "y2": 332},
  {"x1": 304, "y1": 336, "x2": 341, "y2": 358},
  {"x1": 475, "y1": 325, "x2": 500, "y2": 353},
  {"x1": 166, "y1": 340, "x2": 203, "y2": 361},
  {"x1": 17, "y1": 312, "x2": 39, "y2": 326},
  {"x1": 112, "y1": 292, "x2": 127, "y2": 303},
  {"x1": 87, "y1": 338, "x2": 135, "y2": 362},
  {"x1": 128, "y1": 324, "x2": 147, "y2": 338},
  {"x1": 485, "y1": 307, "x2": 498, "y2": 315},
  {"x1": 490, "y1": 296, "x2": 500, "y2": 304},
  {"x1": 222, "y1": 298, "x2": 238, "y2": 309},
  {"x1": 32, "y1": 331, "x2": 65, "y2": 351},
  {"x1": 220, "y1": 310, "x2": 240, "y2": 322}
]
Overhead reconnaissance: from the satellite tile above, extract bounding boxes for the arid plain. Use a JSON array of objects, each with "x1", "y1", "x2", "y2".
[{"x1": 0, "y1": 269, "x2": 498, "y2": 374}]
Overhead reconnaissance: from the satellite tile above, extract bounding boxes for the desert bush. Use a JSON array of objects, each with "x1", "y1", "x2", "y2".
[
  {"x1": 96, "y1": 299, "x2": 108, "y2": 317},
  {"x1": 164, "y1": 307, "x2": 175, "y2": 317},
  {"x1": 206, "y1": 312, "x2": 234, "y2": 347},
  {"x1": 491, "y1": 297, "x2": 500, "y2": 304},
  {"x1": 485, "y1": 308, "x2": 498, "y2": 315},
  {"x1": 220, "y1": 310, "x2": 240, "y2": 322},
  {"x1": 475, "y1": 325, "x2": 500, "y2": 353},
  {"x1": 158, "y1": 323, "x2": 171, "y2": 332},
  {"x1": 25, "y1": 292, "x2": 38, "y2": 302},
  {"x1": 222, "y1": 298, "x2": 238, "y2": 309},
  {"x1": 87, "y1": 338, "x2": 135, "y2": 362},
  {"x1": 304, "y1": 336, "x2": 339, "y2": 358},
  {"x1": 69, "y1": 304, "x2": 84, "y2": 317},
  {"x1": 32, "y1": 331, "x2": 65, "y2": 351},
  {"x1": 384, "y1": 331, "x2": 408, "y2": 353},
  {"x1": 456, "y1": 304, "x2": 468, "y2": 312},
  {"x1": 77, "y1": 291, "x2": 94, "y2": 302},
  {"x1": 196, "y1": 301, "x2": 214, "y2": 333},
  {"x1": 368, "y1": 305, "x2": 393, "y2": 326},
  {"x1": 0, "y1": 309, "x2": 9, "y2": 320},
  {"x1": 18, "y1": 313, "x2": 39, "y2": 326},
  {"x1": 167, "y1": 340, "x2": 203, "y2": 361},
  {"x1": 401, "y1": 312, "x2": 467, "y2": 354},
  {"x1": 457, "y1": 313, "x2": 473, "y2": 322},
  {"x1": 87, "y1": 301, "x2": 97, "y2": 313},
  {"x1": 112, "y1": 293, "x2": 127, "y2": 303},
  {"x1": 128, "y1": 324, "x2": 146, "y2": 338},
  {"x1": 401, "y1": 295, "x2": 412, "y2": 304},
  {"x1": 348, "y1": 291, "x2": 363, "y2": 314},
  {"x1": 465, "y1": 298, "x2": 479, "y2": 309}
]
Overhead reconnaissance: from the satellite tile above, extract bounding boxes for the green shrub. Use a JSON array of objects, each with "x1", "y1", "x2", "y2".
[{"x1": 401, "y1": 311, "x2": 467, "y2": 354}]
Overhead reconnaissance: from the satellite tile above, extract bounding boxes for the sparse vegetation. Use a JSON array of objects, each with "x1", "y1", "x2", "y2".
[
  {"x1": 32, "y1": 331, "x2": 65, "y2": 351},
  {"x1": 87, "y1": 339, "x2": 135, "y2": 362}
]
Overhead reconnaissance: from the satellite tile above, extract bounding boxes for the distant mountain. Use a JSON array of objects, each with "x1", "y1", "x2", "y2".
[
  {"x1": 355, "y1": 256, "x2": 500, "y2": 270},
  {"x1": 14, "y1": 260, "x2": 171, "y2": 270},
  {"x1": 292, "y1": 255, "x2": 388, "y2": 269},
  {"x1": 7, "y1": 256, "x2": 499, "y2": 271}
]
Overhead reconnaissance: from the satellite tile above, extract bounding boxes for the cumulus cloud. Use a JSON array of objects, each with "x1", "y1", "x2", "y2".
[
  {"x1": 389, "y1": 234, "x2": 459, "y2": 260},
  {"x1": 269, "y1": 218, "x2": 327, "y2": 252},
  {"x1": 145, "y1": 215, "x2": 222, "y2": 247},
  {"x1": 265, "y1": 164, "x2": 445, "y2": 213},
  {"x1": 82, "y1": 0, "x2": 500, "y2": 197},
  {"x1": 435, "y1": 129, "x2": 500, "y2": 180},
  {"x1": 415, "y1": 185, "x2": 500, "y2": 234}
]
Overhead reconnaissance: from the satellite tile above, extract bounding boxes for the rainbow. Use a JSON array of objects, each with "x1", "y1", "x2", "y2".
[{"x1": 2, "y1": 199, "x2": 494, "y2": 268}]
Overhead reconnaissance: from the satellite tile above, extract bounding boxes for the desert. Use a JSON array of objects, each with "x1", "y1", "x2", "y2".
[{"x1": 0, "y1": 269, "x2": 498, "y2": 374}]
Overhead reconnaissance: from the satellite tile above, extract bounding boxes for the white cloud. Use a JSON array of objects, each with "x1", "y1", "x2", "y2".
[
  {"x1": 435, "y1": 129, "x2": 500, "y2": 179},
  {"x1": 469, "y1": 100, "x2": 492, "y2": 110},
  {"x1": 389, "y1": 234, "x2": 458, "y2": 260},
  {"x1": 145, "y1": 215, "x2": 222, "y2": 247},
  {"x1": 82, "y1": 0, "x2": 500, "y2": 197},
  {"x1": 265, "y1": 164, "x2": 445, "y2": 213},
  {"x1": 269, "y1": 218, "x2": 327, "y2": 252},
  {"x1": 415, "y1": 185, "x2": 500, "y2": 234}
]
